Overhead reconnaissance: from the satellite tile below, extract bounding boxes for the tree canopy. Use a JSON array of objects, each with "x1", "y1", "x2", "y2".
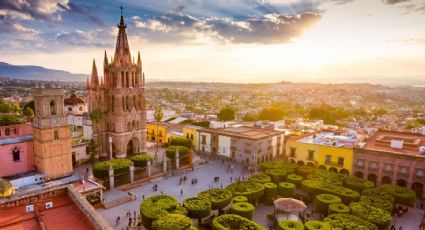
[{"x1": 218, "y1": 108, "x2": 235, "y2": 121}]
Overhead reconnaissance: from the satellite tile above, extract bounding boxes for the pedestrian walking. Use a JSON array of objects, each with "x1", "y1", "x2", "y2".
[{"x1": 181, "y1": 189, "x2": 183, "y2": 196}]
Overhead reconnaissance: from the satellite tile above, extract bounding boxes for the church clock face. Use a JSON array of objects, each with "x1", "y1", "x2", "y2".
[{"x1": 51, "y1": 118, "x2": 59, "y2": 125}]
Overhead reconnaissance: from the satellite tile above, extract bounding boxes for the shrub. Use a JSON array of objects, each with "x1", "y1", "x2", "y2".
[
  {"x1": 301, "y1": 180, "x2": 360, "y2": 203},
  {"x1": 93, "y1": 159, "x2": 132, "y2": 178},
  {"x1": 183, "y1": 197, "x2": 212, "y2": 221},
  {"x1": 324, "y1": 214, "x2": 377, "y2": 230},
  {"x1": 360, "y1": 195, "x2": 393, "y2": 213},
  {"x1": 260, "y1": 161, "x2": 297, "y2": 173},
  {"x1": 211, "y1": 214, "x2": 265, "y2": 230},
  {"x1": 140, "y1": 195, "x2": 179, "y2": 229},
  {"x1": 350, "y1": 202, "x2": 392, "y2": 229},
  {"x1": 264, "y1": 182, "x2": 278, "y2": 198},
  {"x1": 343, "y1": 176, "x2": 374, "y2": 193},
  {"x1": 233, "y1": 196, "x2": 248, "y2": 203},
  {"x1": 169, "y1": 206, "x2": 188, "y2": 216},
  {"x1": 328, "y1": 203, "x2": 350, "y2": 215},
  {"x1": 198, "y1": 189, "x2": 232, "y2": 211},
  {"x1": 379, "y1": 184, "x2": 416, "y2": 207},
  {"x1": 248, "y1": 173, "x2": 271, "y2": 184},
  {"x1": 152, "y1": 213, "x2": 195, "y2": 230},
  {"x1": 362, "y1": 188, "x2": 395, "y2": 205},
  {"x1": 304, "y1": 220, "x2": 330, "y2": 230},
  {"x1": 226, "y1": 181, "x2": 265, "y2": 201},
  {"x1": 231, "y1": 202, "x2": 255, "y2": 220},
  {"x1": 309, "y1": 169, "x2": 346, "y2": 183},
  {"x1": 265, "y1": 168, "x2": 287, "y2": 183},
  {"x1": 170, "y1": 137, "x2": 192, "y2": 148},
  {"x1": 129, "y1": 154, "x2": 153, "y2": 168},
  {"x1": 277, "y1": 220, "x2": 304, "y2": 230},
  {"x1": 166, "y1": 146, "x2": 189, "y2": 159},
  {"x1": 315, "y1": 194, "x2": 342, "y2": 215},
  {"x1": 286, "y1": 174, "x2": 303, "y2": 187},
  {"x1": 278, "y1": 182, "x2": 296, "y2": 197},
  {"x1": 296, "y1": 166, "x2": 315, "y2": 178}
]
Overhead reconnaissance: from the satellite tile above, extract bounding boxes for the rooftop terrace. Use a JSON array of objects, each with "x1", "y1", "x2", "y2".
[
  {"x1": 200, "y1": 126, "x2": 283, "y2": 140},
  {"x1": 296, "y1": 131, "x2": 358, "y2": 148}
]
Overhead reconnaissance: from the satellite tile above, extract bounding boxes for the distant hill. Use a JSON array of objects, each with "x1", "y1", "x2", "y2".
[{"x1": 0, "y1": 62, "x2": 88, "y2": 82}]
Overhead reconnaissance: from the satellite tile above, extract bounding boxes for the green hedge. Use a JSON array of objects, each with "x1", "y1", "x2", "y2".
[
  {"x1": 278, "y1": 220, "x2": 304, "y2": 230},
  {"x1": 362, "y1": 188, "x2": 395, "y2": 205},
  {"x1": 324, "y1": 214, "x2": 377, "y2": 230},
  {"x1": 379, "y1": 184, "x2": 416, "y2": 207},
  {"x1": 248, "y1": 173, "x2": 271, "y2": 184},
  {"x1": 152, "y1": 213, "x2": 195, "y2": 230},
  {"x1": 307, "y1": 169, "x2": 346, "y2": 184},
  {"x1": 350, "y1": 201, "x2": 392, "y2": 229},
  {"x1": 315, "y1": 194, "x2": 342, "y2": 215},
  {"x1": 328, "y1": 203, "x2": 350, "y2": 215},
  {"x1": 169, "y1": 206, "x2": 188, "y2": 216},
  {"x1": 183, "y1": 197, "x2": 212, "y2": 220},
  {"x1": 226, "y1": 181, "x2": 265, "y2": 201},
  {"x1": 260, "y1": 161, "x2": 297, "y2": 173},
  {"x1": 263, "y1": 182, "x2": 277, "y2": 204},
  {"x1": 278, "y1": 182, "x2": 296, "y2": 197},
  {"x1": 304, "y1": 220, "x2": 330, "y2": 230},
  {"x1": 129, "y1": 154, "x2": 153, "y2": 168},
  {"x1": 343, "y1": 176, "x2": 374, "y2": 193},
  {"x1": 231, "y1": 202, "x2": 255, "y2": 220},
  {"x1": 301, "y1": 180, "x2": 360, "y2": 203},
  {"x1": 140, "y1": 195, "x2": 179, "y2": 229},
  {"x1": 296, "y1": 165, "x2": 315, "y2": 178},
  {"x1": 93, "y1": 159, "x2": 132, "y2": 178},
  {"x1": 233, "y1": 196, "x2": 248, "y2": 203},
  {"x1": 286, "y1": 174, "x2": 303, "y2": 187},
  {"x1": 211, "y1": 214, "x2": 266, "y2": 230},
  {"x1": 265, "y1": 168, "x2": 287, "y2": 183},
  {"x1": 360, "y1": 195, "x2": 393, "y2": 213},
  {"x1": 166, "y1": 146, "x2": 189, "y2": 159},
  {"x1": 170, "y1": 137, "x2": 192, "y2": 148},
  {"x1": 198, "y1": 189, "x2": 232, "y2": 211}
]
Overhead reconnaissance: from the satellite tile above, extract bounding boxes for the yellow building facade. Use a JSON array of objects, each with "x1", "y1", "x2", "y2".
[
  {"x1": 286, "y1": 136, "x2": 354, "y2": 175},
  {"x1": 146, "y1": 122, "x2": 167, "y2": 144},
  {"x1": 182, "y1": 125, "x2": 202, "y2": 151}
]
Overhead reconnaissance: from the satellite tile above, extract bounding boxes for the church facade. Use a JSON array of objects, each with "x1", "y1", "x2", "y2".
[{"x1": 87, "y1": 14, "x2": 147, "y2": 159}]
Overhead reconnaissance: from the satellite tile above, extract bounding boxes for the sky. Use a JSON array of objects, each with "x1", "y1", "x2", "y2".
[{"x1": 1, "y1": 0, "x2": 425, "y2": 84}]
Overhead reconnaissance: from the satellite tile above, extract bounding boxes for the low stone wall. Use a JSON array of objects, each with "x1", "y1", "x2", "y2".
[{"x1": 67, "y1": 186, "x2": 112, "y2": 230}]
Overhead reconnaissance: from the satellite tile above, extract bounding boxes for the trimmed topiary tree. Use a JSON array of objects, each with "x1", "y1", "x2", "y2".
[
  {"x1": 169, "y1": 206, "x2": 188, "y2": 216},
  {"x1": 328, "y1": 203, "x2": 350, "y2": 215},
  {"x1": 265, "y1": 168, "x2": 287, "y2": 183},
  {"x1": 304, "y1": 220, "x2": 330, "y2": 230},
  {"x1": 360, "y1": 195, "x2": 393, "y2": 213},
  {"x1": 231, "y1": 202, "x2": 255, "y2": 220},
  {"x1": 263, "y1": 182, "x2": 277, "y2": 203},
  {"x1": 286, "y1": 174, "x2": 303, "y2": 187},
  {"x1": 278, "y1": 220, "x2": 304, "y2": 230},
  {"x1": 152, "y1": 213, "x2": 196, "y2": 230},
  {"x1": 166, "y1": 146, "x2": 189, "y2": 168},
  {"x1": 198, "y1": 189, "x2": 232, "y2": 212},
  {"x1": 140, "y1": 195, "x2": 179, "y2": 229},
  {"x1": 278, "y1": 182, "x2": 296, "y2": 197},
  {"x1": 129, "y1": 154, "x2": 153, "y2": 168},
  {"x1": 170, "y1": 137, "x2": 192, "y2": 148},
  {"x1": 315, "y1": 194, "x2": 342, "y2": 215},
  {"x1": 350, "y1": 201, "x2": 392, "y2": 229},
  {"x1": 362, "y1": 188, "x2": 395, "y2": 205},
  {"x1": 260, "y1": 161, "x2": 297, "y2": 173},
  {"x1": 93, "y1": 158, "x2": 132, "y2": 178},
  {"x1": 324, "y1": 214, "x2": 377, "y2": 230},
  {"x1": 226, "y1": 181, "x2": 265, "y2": 201},
  {"x1": 211, "y1": 214, "x2": 266, "y2": 230},
  {"x1": 379, "y1": 184, "x2": 416, "y2": 207},
  {"x1": 296, "y1": 165, "x2": 315, "y2": 178},
  {"x1": 301, "y1": 180, "x2": 360, "y2": 203},
  {"x1": 233, "y1": 196, "x2": 248, "y2": 203},
  {"x1": 248, "y1": 173, "x2": 272, "y2": 184},
  {"x1": 183, "y1": 197, "x2": 212, "y2": 224},
  {"x1": 343, "y1": 176, "x2": 374, "y2": 193}
]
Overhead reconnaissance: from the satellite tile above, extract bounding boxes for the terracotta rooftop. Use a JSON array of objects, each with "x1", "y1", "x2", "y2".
[
  {"x1": 64, "y1": 93, "x2": 85, "y2": 106},
  {"x1": 200, "y1": 126, "x2": 283, "y2": 140},
  {"x1": 362, "y1": 129, "x2": 425, "y2": 157}
]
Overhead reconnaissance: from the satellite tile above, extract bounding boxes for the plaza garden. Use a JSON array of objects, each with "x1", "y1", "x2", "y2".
[{"x1": 132, "y1": 161, "x2": 418, "y2": 230}]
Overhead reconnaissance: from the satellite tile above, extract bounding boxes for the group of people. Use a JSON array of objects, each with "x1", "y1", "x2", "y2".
[
  {"x1": 152, "y1": 183, "x2": 158, "y2": 191},
  {"x1": 116, "y1": 210, "x2": 142, "y2": 230},
  {"x1": 179, "y1": 175, "x2": 188, "y2": 185}
]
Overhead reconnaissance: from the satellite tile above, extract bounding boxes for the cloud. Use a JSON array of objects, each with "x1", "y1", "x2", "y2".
[
  {"x1": 131, "y1": 11, "x2": 321, "y2": 44},
  {"x1": 383, "y1": 0, "x2": 410, "y2": 4},
  {"x1": 55, "y1": 28, "x2": 114, "y2": 47},
  {"x1": 0, "y1": 0, "x2": 67, "y2": 21},
  {"x1": 57, "y1": 1, "x2": 105, "y2": 27}
]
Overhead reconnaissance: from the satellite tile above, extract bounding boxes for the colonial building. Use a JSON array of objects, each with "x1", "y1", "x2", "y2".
[
  {"x1": 33, "y1": 85, "x2": 73, "y2": 179},
  {"x1": 87, "y1": 14, "x2": 147, "y2": 158},
  {"x1": 353, "y1": 129, "x2": 425, "y2": 199}
]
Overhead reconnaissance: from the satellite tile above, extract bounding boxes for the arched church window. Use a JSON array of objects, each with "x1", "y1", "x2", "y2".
[
  {"x1": 79, "y1": 106, "x2": 83, "y2": 111},
  {"x1": 121, "y1": 71, "x2": 124, "y2": 87},
  {"x1": 111, "y1": 96, "x2": 115, "y2": 112},
  {"x1": 50, "y1": 100, "x2": 56, "y2": 115},
  {"x1": 126, "y1": 72, "x2": 129, "y2": 88},
  {"x1": 12, "y1": 147, "x2": 20, "y2": 162},
  {"x1": 133, "y1": 95, "x2": 137, "y2": 110},
  {"x1": 126, "y1": 95, "x2": 130, "y2": 111},
  {"x1": 54, "y1": 130, "x2": 59, "y2": 140},
  {"x1": 68, "y1": 107, "x2": 72, "y2": 112},
  {"x1": 132, "y1": 120, "x2": 136, "y2": 130}
]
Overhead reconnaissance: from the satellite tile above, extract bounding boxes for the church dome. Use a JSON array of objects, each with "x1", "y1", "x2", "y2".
[{"x1": 0, "y1": 178, "x2": 14, "y2": 198}]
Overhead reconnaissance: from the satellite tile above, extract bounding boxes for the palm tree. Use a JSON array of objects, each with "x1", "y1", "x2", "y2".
[
  {"x1": 153, "y1": 106, "x2": 164, "y2": 156},
  {"x1": 90, "y1": 108, "x2": 103, "y2": 160}
]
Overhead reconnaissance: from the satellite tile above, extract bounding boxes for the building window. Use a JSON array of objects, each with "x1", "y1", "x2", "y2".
[
  {"x1": 50, "y1": 100, "x2": 56, "y2": 115},
  {"x1": 201, "y1": 135, "x2": 206, "y2": 145},
  {"x1": 370, "y1": 161, "x2": 378, "y2": 169},
  {"x1": 79, "y1": 106, "x2": 83, "y2": 111},
  {"x1": 186, "y1": 133, "x2": 189, "y2": 138},
  {"x1": 399, "y1": 167, "x2": 407, "y2": 174},
  {"x1": 338, "y1": 157, "x2": 344, "y2": 166},
  {"x1": 325, "y1": 155, "x2": 331, "y2": 164},
  {"x1": 385, "y1": 164, "x2": 392, "y2": 172},
  {"x1": 54, "y1": 130, "x2": 59, "y2": 140},
  {"x1": 417, "y1": 169, "x2": 424, "y2": 177},
  {"x1": 290, "y1": 148, "x2": 296, "y2": 158},
  {"x1": 307, "y1": 150, "x2": 315, "y2": 161},
  {"x1": 357, "y1": 159, "x2": 364, "y2": 166},
  {"x1": 12, "y1": 147, "x2": 20, "y2": 162},
  {"x1": 68, "y1": 107, "x2": 72, "y2": 111},
  {"x1": 13, "y1": 128, "x2": 18, "y2": 135},
  {"x1": 190, "y1": 134, "x2": 194, "y2": 140},
  {"x1": 5, "y1": 128, "x2": 10, "y2": 136}
]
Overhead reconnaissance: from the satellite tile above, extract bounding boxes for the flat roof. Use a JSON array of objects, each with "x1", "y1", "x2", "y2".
[
  {"x1": 200, "y1": 126, "x2": 283, "y2": 140},
  {"x1": 362, "y1": 130, "x2": 425, "y2": 157},
  {"x1": 296, "y1": 131, "x2": 357, "y2": 148}
]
